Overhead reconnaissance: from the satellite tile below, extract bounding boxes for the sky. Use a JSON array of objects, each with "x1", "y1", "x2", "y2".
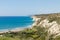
[{"x1": 0, "y1": 0, "x2": 60, "y2": 16}]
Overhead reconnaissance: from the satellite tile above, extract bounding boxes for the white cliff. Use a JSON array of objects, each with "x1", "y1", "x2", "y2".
[{"x1": 32, "y1": 15, "x2": 60, "y2": 38}]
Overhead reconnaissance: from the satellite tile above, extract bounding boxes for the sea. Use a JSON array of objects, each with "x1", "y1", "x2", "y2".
[{"x1": 0, "y1": 16, "x2": 34, "y2": 31}]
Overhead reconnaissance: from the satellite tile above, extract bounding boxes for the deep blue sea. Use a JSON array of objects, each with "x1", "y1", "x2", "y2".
[{"x1": 0, "y1": 16, "x2": 34, "y2": 30}]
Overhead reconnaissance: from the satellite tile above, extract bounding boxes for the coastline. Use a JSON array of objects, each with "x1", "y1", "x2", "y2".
[
  {"x1": 0, "y1": 16, "x2": 35, "y2": 34},
  {"x1": 0, "y1": 25, "x2": 33, "y2": 34}
]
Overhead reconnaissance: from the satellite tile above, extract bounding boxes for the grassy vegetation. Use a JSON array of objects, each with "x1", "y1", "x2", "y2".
[
  {"x1": 0, "y1": 26, "x2": 46, "y2": 40},
  {"x1": 0, "y1": 26, "x2": 60, "y2": 40},
  {"x1": 0, "y1": 25, "x2": 59, "y2": 40}
]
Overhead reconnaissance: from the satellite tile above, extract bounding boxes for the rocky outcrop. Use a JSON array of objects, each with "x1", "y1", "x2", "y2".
[{"x1": 32, "y1": 14, "x2": 60, "y2": 38}]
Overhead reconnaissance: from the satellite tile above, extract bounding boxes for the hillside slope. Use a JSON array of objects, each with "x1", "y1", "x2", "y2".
[{"x1": 32, "y1": 13, "x2": 60, "y2": 39}]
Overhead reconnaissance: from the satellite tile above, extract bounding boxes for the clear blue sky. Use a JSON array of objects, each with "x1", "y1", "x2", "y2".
[{"x1": 0, "y1": 0, "x2": 60, "y2": 16}]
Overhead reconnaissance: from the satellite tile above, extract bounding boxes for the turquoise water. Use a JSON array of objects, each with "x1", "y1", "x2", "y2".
[{"x1": 0, "y1": 16, "x2": 34, "y2": 30}]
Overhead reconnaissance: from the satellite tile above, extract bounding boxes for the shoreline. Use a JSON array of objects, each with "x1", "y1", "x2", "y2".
[
  {"x1": 0, "y1": 26, "x2": 32, "y2": 34},
  {"x1": 0, "y1": 16, "x2": 35, "y2": 34}
]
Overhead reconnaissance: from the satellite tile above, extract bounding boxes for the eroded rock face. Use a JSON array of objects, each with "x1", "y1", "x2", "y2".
[{"x1": 32, "y1": 15, "x2": 60, "y2": 37}]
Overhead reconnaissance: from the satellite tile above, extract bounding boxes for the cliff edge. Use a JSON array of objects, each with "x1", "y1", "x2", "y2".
[{"x1": 32, "y1": 13, "x2": 60, "y2": 38}]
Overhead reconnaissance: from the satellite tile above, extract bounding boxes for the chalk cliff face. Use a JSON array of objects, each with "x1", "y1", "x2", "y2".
[{"x1": 32, "y1": 13, "x2": 60, "y2": 37}]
